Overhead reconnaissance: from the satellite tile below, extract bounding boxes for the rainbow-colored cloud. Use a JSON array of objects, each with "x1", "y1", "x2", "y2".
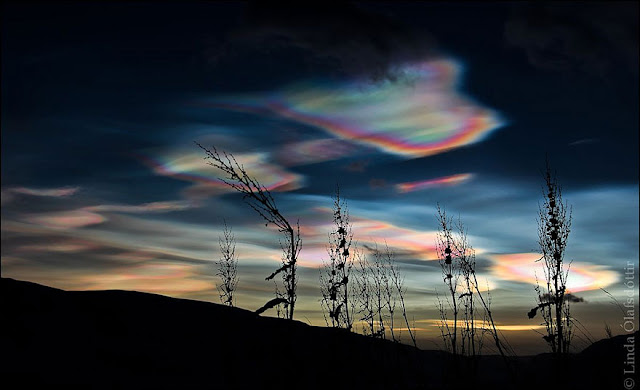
[
  {"x1": 300, "y1": 209, "x2": 440, "y2": 267},
  {"x1": 396, "y1": 173, "x2": 473, "y2": 193},
  {"x1": 207, "y1": 58, "x2": 504, "y2": 158},
  {"x1": 274, "y1": 138, "x2": 357, "y2": 166},
  {"x1": 9, "y1": 186, "x2": 80, "y2": 197},
  {"x1": 489, "y1": 253, "x2": 619, "y2": 293},
  {"x1": 23, "y1": 210, "x2": 106, "y2": 229},
  {"x1": 139, "y1": 149, "x2": 305, "y2": 199},
  {"x1": 85, "y1": 200, "x2": 193, "y2": 214}
]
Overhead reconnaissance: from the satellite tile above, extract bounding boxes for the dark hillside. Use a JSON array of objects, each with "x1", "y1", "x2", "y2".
[
  {"x1": 2, "y1": 278, "x2": 633, "y2": 389},
  {"x1": 1, "y1": 278, "x2": 435, "y2": 389}
]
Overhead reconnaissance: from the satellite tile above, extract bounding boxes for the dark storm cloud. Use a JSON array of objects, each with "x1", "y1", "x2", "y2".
[
  {"x1": 209, "y1": 3, "x2": 437, "y2": 81},
  {"x1": 505, "y1": 2, "x2": 639, "y2": 75}
]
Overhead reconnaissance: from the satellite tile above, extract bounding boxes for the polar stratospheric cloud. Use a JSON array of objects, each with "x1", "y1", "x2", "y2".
[
  {"x1": 489, "y1": 253, "x2": 619, "y2": 293},
  {"x1": 208, "y1": 59, "x2": 504, "y2": 158}
]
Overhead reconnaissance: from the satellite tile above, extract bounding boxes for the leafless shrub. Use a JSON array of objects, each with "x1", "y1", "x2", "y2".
[
  {"x1": 196, "y1": 143, "x2": 301, "y2": 319},
  {"x1": 355, "y1": 248, "x2": 377, "y2": 337},
  {"x1": 528, "y1": 161, "x2": 574, "y2": 355},
  {"x1": 371, "y1": 244, "x2": 390, "y2": 340},
  {"x1": 435, "y1": 205, "x2": 460, "y2": 356},
  {"x1": 436, "y1": 204, "x2": 513, "y2": 369},
  {"x1": 216, "y1": 220, "x2": 238, "y2": 306},
  {"x1": 320, "y1": 186, "x2": 355, "y2": 330},
  {"x1": 388, "y1": 251, "x2": 417, "y2": 347},
  {"x1": 355, "y1": 242, "x2": 415, "y2": 345}
]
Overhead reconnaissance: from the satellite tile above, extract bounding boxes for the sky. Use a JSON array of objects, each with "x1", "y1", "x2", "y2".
[{"x1": 1, "y1": 2, "x2": 638, "y2": 354}]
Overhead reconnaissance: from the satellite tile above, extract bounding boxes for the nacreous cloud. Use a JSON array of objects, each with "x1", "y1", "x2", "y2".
[
  {"x1": 207, "y1": 58, "x2": 504, "y2": 158},
  {"x1": 8, "y1": 186, "x2": 80, "y2": 197},
  {"x1": 489, "y1": 253, "x2": 619, "y2": 293},
  {"x1": 300, "y1": 207, "x2": 441, "y2": 266},
  {"x1": 2, "y1": 186, "x2": 80, "y2": 205},
  {"x1": 396, "y1": 173, "x2": 473, "y2": 193},
  {"x1": 139, "y1": 148, "x2": 305, "y2": 200},
  {"x1": 23, "y1": 210, "x2": 106, "y2": 230}
]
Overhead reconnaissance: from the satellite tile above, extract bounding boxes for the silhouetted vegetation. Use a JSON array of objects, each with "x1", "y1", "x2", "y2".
[
  {"x1": 528, "y1": 161, "x2": 574, "y2": 356},
  {"x1": 354, "y1": 242, "x2": 415, "y2": 344},
  {"x1": 197, "y1": 143, "x2": 301, "y2": 319},
  {"x1": 389, "y1": 248, "x2": 417, "y2": 347},
  {"x1": 216, "y1": 220, "x2": 238, "y2": 307},
  {"x1": 435, "y1": 205, "x2": 458, "y2": 356},
  {"x1": 155, "y1": 146, "x2": 632, "y2": 389},
  {"x1": 320, "y1": 186, "x2": 356, "y2": 330},
  {"x1": 435, "y1": 205, "x2": 513, "y2": 377}
]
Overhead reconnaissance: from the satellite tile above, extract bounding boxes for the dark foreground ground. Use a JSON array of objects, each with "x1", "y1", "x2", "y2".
[{"x1": 1, "y1": 277, "x2": 635, "y2": 389}]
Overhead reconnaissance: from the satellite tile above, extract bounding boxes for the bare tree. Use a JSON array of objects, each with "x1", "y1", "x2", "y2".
[
  {"x1": 320, "y1": 186, "x2": 355, "y2": 331},
  {"x1": 216, "y1": 220, "x2": 238, "y2": 306},
  {"x1": 196, "y1": 143, "x2": 301, "y2": 320},
  {"x1": 528, "y1": 161, "x2": 574, "y2": 355}
]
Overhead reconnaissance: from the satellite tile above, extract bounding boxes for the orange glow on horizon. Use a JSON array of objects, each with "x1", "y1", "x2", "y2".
[{"x1": 418, "y1": 319, "x2": 545, "y2": 331}]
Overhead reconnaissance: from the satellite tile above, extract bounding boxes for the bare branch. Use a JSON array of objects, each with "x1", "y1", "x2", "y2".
[
  {"x1": 197, "y1": 142, "x2": 301, "y2": 319},
  {"x1": 255, "y1": 298, "x2": 289, "y2": 315}
]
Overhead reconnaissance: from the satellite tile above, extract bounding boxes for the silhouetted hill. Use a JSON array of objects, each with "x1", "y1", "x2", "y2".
[
  {"x1": 1, "y1": 278, "x2": 437, "y2": 389},
  {"x1": 2, "y1": 278, "x2": 634, "y2": 389}
]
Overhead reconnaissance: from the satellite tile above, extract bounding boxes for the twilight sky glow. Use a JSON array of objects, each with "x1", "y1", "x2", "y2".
[{"x1": 2, "y1": 2, "x2": 638, "y2": 354}]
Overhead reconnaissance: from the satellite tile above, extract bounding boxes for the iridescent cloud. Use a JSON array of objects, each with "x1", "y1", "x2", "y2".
[
  {"x1": 139, "y1": 149, "x2": 304, "y2": 199},
  {"x1": 23, "y1": 210, "x2": 106, "y2": 229},
  {"x1": 9, "y1": 186, "x2": 80, "y2": 197},
  {"x1": 75, "y1": 263, "x2": 211, "y2": 294},
  {"x1": 18, "y1": 200, "x2": 194, "y2": 231},
  {"x1": 274, "y1": 138, "x2": 357, "y2": 166},
  {"x1": 17, "y1": 240, "x2": 99, "y2": 253},
  {"x1": 207, "y1": 58, "x2": 504, "y2": 158},
  {"x1": 300, "y1": 209, "x2": 441, "y2": 267},
  {"x1": 489, "y1": 253, "x2": 619, "y2": 292},
  {"x1": 85, "y1": 200, "x2": 193, "y2": 214},
  {"x1": 396, "y1": 173, "x2": 473, "y2": 193},
  {"x1": 353, "y1": 218, "x2": 439, "y2": 261}
]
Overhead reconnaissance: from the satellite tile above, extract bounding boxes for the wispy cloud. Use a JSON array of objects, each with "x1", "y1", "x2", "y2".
[
  {"x1": 8, "y1": 186, "x2": 80, "y2": 197},
  {"x1": 568, "y1": 138, "x2": 598, "y2": 146},
  {"x1": 274, "y1": 138, "x2": 358, "y2": 166},
  {"x1": 396, "y1": 173, "x2": 473, "y2": 193},
  {"x1": 23, "y1": 210, "x2": 106, "y2": 229},
  {"x1": 139, "y1": 148, "x2": 305, "y2": 200},
  {"x1": 17, "y1": 199, "x2": 196, "y2": 230},
  {"x1": 489, "y1": 252, "x2": 619, "y2": 292},
  {"x1": 84, "y1": 200, "x2": 194, "y2": 214},
  {"x1": 300, "y1": 207, "x2": 441, "y2": 265}
]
